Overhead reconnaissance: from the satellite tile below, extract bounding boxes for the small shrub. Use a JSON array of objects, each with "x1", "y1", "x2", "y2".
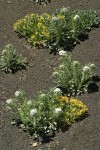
[
  {"x1": 53, "y1": 52, "x2": 95, "y2": 96},
  {"x1": 6, "y1": 88, "x2": 88, "y2": 139},
  {"x1": 0, "y1": 44, "x2": 27, "y2": 73}
]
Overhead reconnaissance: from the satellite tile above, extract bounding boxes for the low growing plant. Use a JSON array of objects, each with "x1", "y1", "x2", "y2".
[
  {"x1": 59, "y1": 96, "x2": 88, "y2": 125},
  {"x1": 6, "y1": 88, "x2": 88, "y2": 139},
  {"x1": 47, "y1": 7, "x2": 99, "y2": 50},
  {"x1": 14, "y1": 13, "x2": 51, "y2": 46},
  {"x1": 6, "y1": 89, "x2": 62, "y2": 138},
  {"x1": 14, "y1": 7, "x2": 99, "y2": 51},
  {"x1": 0, "y1": 44, "x2": 27, "y2": 73},
  {"x1": 53, "y1": 51, "x2": 95, "y2": 96}
]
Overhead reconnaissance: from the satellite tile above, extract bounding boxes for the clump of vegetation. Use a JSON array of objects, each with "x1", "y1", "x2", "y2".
[
  {"x1": 14, "y1": 13, "x2": 51, "y2": 46},
  {"x1": 47, "y1": 7, "x2": 99, "y2": 50},
  {"x1": 59, "y1": 96, "x2": 88, "y2": 125},
  {"x1": 14, "y1": 7, "x2": 99, "y2": 51},
  {"x1": 53, "y1": 51, "x2": 95, "y2": 96},
  {"x1": 6, "y1": 88, "x2": 88, "y2": 139},
  {"x1": 0, "y1": 44, "x2": 27, "y2": 73}
]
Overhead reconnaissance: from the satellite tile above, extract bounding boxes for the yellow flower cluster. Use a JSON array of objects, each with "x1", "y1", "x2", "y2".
[
  {"x1": 14, "y1": 19, "x2": 24, "y2": 31},
  {"x1": 14, "y1": 13, "x2": 51, "y2": 46},
  {"x1": 56, "y1": 14, "x2": 65, "y2": 20},
  {"x1": 60, "y1": 96, "x2": 88, "y2": 124},
  {"x1": 42, "y1": 13, "x2": 51, "y2": 19}
]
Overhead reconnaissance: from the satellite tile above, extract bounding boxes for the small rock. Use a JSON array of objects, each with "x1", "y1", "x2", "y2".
[
  {"x1": 79, "y1": 3, "x2": 82, "y2": 6},
  {"x1": 7, "y1": 1, "x2": 11, "y2": 4},
  {"x1": 62, "y1": 148, "x2": 66, "y2": 150},
  {"x1": 11, "y1": 121, "x2": 17, "y2": 125},
  {"x1": 32, "y1": 142, "x2": 38, "y2": 147}
]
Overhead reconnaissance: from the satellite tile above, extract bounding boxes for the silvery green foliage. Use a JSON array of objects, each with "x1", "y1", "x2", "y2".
[
  {"x1": 53, "y1": 52, "x2": 95, "y2": 96},
  {"x1": 72, "y1": 9, "x2": 100, "y2": 36},
  {"x1": 6, "y1": 89, "x2": 62, "y2": 138},
  {"x1": 0, "y1": 44, "x2": 27, "y2": 73},
  {"x1": 47, "y1": 7, "x2": 99, "y2": 50}
]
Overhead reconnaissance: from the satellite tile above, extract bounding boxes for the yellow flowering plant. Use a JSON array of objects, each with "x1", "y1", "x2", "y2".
[
  {"x1": 14, "y1": 7, "x2": 99, "y2": 51},
  {"x1": 59, "y1": 96, "x2": 88, "y2": 125},
  {"x1": 14, "y1": 13, "x2": 51, "y2": 46},
  {"x1": 7, "y1": 88, "x2": 88, "y2": 139}
]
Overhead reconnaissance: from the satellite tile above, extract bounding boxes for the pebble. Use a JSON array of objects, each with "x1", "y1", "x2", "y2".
[{"x1": 7, "y1": 1, "x2": 11, "y2": 4}]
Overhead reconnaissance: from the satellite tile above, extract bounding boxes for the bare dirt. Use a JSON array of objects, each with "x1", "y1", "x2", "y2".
[{"x1": 0, "y1": 0, "x2": 100, "y2": 150}]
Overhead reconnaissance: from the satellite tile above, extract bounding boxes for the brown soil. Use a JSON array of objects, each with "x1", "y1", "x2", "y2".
[{"x1": 0, "y1": 0, "x2": 100, "y2": 150}]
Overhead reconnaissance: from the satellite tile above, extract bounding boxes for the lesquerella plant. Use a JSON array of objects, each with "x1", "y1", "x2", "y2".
[
  {"x1": 53, "y1": 51, "x2": 95, "y2": 96},
  {"x1": 0, "y1": 44, "x2": 27, "y2": 73},
  {"x1": 14, "y1": 13, "x2": 51, "y2": 46},
  {"x1": 59, "y1": 96, "x2": 88, "y2": 124}
]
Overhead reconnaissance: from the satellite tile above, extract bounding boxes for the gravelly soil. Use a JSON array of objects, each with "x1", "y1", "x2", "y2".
[{"x1": 0, "y1": 0, "x2": 100, "y2": 150}]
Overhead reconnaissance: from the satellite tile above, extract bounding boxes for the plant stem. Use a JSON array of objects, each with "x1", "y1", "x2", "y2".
[{"x1": 68, "y1": 96, "x2": 71, "y2": 122}]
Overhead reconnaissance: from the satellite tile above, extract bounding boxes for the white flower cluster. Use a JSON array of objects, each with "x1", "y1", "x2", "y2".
[
  {"x1": 53, "y1": 88, "x2": 62, "y2": 95},
  {"x1": 59, "y1": 50, "x2": 67, "y2": 56},
  {"x1": 89, "y1": 64, "x2": 95, "y2": 68},
  {"x1": 15, "y1": 91, "x2": 21, "y2": 97},
  {"x1": 6, "y1": 91, "x2": 21, "y2": 105},
  {"x1": 74, "y1": 15, "x2": 80, "y2": 21},
  {"x1": 83, "y1": 66, "x2": 90, "y2": 72},
  {"x1": 55, "y1": 108, "x2": 62, "y2": 114},
  {"x1": 40, "y1": 93, "x2": 46, "y2": 99},
  {"x1": 27, "y1": 100, "x2": 32, "y2": 105},
  {"x1": 2, "y1": 50, "x2": 6, "y2": 55},
  {"x1": 30, "y1": 109, "x2": 37, "y2": 116},
  {"x1": 60, "y1": 7, "x2": 69, "y2": 14},
  {"x1": 53, "y1": 71, "x2": 59, "y2": 76},
  {"x1": 59, "y1": 64, "x2": 65, "y2": 69},
  {"x1": 70, "y1": 30, "x2": 75, "y2": 33},
  {"x1": 73, "y1": 61, "x2": 79, "y2": 66},
  {"x1": 51, "y1": 16, "x2": 58, "y2": 22}
]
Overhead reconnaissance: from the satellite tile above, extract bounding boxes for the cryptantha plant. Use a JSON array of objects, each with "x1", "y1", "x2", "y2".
[
  {"x1": 53, "y1": 51, "x2": 95, "y2": 96},
  {"x1": 0, "y1": 44, "x2": 27, "y2": 73}
]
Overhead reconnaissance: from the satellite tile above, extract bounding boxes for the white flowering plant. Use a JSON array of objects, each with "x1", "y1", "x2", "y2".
[
  {"x1": 14, "y1": 7, "x2": 99, "y2": 51},
  {"x1": 47, "y1": 7, "x2": 99, "y2": 51},
  {"x1": 6, "y1": 89, "x2": 63, "y2": 138},
  {"x1": 53, "y1": 52, "x2": 95, "y2": 96},
  {"x1": 6, "y1": 89, "x2": 88, "y2": 139},
  {"x1": 0, "y1": 44, "x2": 27, "y2": 73},
  {"x1": 71, "y1": 9, "x2": 99, "y2": 37}
]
